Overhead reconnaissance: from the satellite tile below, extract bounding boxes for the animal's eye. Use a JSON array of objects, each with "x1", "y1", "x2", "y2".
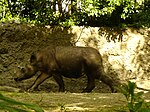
[
  {"x1": 21, "y1": 68, "x2": 25, "y2": 73},
  {"x1": 18, "y1": 66, "x2": 21, "y2": 69}
]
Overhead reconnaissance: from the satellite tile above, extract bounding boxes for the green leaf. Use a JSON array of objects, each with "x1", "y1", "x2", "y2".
[
  {"x1": 136, "y1": 92, "x2": 144, "y2": 98},
  {"x1": 0, "y1": 93, "x2": 44, "y2": 112},
  {"x1": 134, "y1": 102, "x2": 143, "y2": 111},
  {"x1": 140, "y1": 108, "x2": 150, "y2": 112},
  {"x1": 128, "y1": 81, "x2": 136, "y2": 97},
  {"x1": 0, "y1": 102, "x2": 20, "y2": 112},
  {"x1": 128, "y1": 103, "x2": 134, "y2": 111},
  {"x1": 121, "y1": 84, "x2": 130, "y2": 100}
]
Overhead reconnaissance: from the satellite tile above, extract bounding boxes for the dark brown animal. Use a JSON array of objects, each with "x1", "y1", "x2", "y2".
[{"x1": 15, "y1": 46, "x2": 117, "y2": 92}]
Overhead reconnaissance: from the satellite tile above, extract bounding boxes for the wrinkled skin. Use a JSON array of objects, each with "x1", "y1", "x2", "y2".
[{"x1": 15, "y1": 46, "x2": 118, "y2": 93}]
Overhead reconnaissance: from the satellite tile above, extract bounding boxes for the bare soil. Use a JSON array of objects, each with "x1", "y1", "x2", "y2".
[
  {"x1": 0, "y1": 91, "x2": 130, "y2": 112},
  {"x1": 0, "y1": 91, "x2": 150, "y2": 112}
]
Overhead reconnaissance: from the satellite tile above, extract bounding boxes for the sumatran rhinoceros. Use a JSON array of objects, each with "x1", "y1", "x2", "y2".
[{"x1": 14, "y1": 46, "x2": 118, "y2": 93}]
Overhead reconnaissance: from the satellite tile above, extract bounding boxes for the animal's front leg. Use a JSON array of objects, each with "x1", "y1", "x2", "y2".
[
  {"x1": 53, "y1": 74, "x2": 65, "y2": 92},
  {"x1": 28, "y1": 73, "x2": 50, "y2": 92}
]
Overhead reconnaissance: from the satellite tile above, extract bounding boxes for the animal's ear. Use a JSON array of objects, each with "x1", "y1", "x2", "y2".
[{"x1": 30, "y1": 52, "x2": 37, "y2": 63}]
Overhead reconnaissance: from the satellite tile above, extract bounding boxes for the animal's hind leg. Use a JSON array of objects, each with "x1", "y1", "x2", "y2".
[
  {"x1": 98, "y1": 68, "x2": 117, "y2": 93},
  {"x1": 53, "y1": 74, "x2": 65, "y2": 92},
  {"x1": 82, "y1": 74, "x2": 95, "y2": 93}
]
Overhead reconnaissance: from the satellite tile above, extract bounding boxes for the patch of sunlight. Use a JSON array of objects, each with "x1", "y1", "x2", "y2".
[
  {"x1": 101, "y1": 105, "x2": 112, "y2": 108},
  {"x1": 66, "y1": 106, "x2": 93, "y2": 111},
  {"x1": 145, "y1": 100, "x2": 150, "y2": 102}
]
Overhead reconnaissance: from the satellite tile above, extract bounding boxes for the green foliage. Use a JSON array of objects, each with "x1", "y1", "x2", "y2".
[
  {"x1": 0, "y1": 0, "x2": 150, "y2": 27},
  {"x1": 0, "y1": 0, "x2": 10, "y2": 20},
  {"x1": 121, "y1": 81, "x2": 150, "y2": 112},
  {"x1": 0, "y1": 93, "x2": 44, "y2": 112}
]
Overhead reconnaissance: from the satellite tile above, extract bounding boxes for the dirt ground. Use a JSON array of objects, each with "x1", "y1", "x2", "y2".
[
  {"x1": 0, "y1": 91, "x2": 150, "y2": 112},
  {"x1": 0, "y1": 91, "x2": 127, "y2": 112}
]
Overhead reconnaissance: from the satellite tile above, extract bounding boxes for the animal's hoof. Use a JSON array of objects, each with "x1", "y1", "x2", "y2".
[
  {"x1": 58, "y1": 87, "x2": 65, "y2": 92},
  {"x1": 82, "y1": 89, "x2": 92, "y2": 93},
  {"x1": 27, "y1": 89, "x2": 33, "y2": 92},
  {"x1": 27, "y1": 87, "x2": 40, "y2": 92},
  {"x1": 111, "y1": 87, "x2": 119, "y2": 93},
  {"x1": 58, "y1": 89, "x2": 65, "y2": 92},
  {"x1": 14, "y1": 78, "x2": 19, "y2": 82},
  {"x1": 112, "y1": 89, "x2": 118, "y2": 93}
]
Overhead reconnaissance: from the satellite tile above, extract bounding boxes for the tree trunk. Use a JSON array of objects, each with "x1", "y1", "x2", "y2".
[{"x1": 58, "y1": 0, "x2": 62, "y2": 14}]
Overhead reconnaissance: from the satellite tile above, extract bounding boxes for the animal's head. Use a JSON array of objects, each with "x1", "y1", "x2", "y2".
[
  {"x1": 14, "y1": 53, "x2": 39, "y2": 82},
  {"x1": 14, "y1": 64, "x2": 37, "y2": 82}
]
